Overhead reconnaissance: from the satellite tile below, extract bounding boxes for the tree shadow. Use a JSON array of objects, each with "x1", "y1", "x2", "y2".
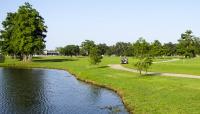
[
  {"x1": 33, "y1": 58, "x2": 78, "y2": 63},
  {"x1": 142, "y1": 72, "x2": 162, "y2": 77},
  {"x1": 97, "y1": 66, "x2": 109, "y2": 69},
  {"x1": 33, "y1": 57, "x2": 43, "y2": 59}
]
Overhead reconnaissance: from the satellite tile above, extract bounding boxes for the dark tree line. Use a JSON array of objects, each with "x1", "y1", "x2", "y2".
[
  {"x1": 56, "y1": 45, "x2": 79, "y2": 57},
  {"x1": 58, "y1": 30, "x2": 200, "y2": 58}
]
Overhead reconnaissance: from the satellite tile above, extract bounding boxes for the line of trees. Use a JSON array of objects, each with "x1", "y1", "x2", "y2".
[
  {"x1": 0, "y1": 3, "x2": 47, "y2": 62},
  {"x1": 56, "y1": 45, "x2": 79, "y2": 57},
  {"x1": 57, "y1": 30, "x2": 200, "y2": 58}
]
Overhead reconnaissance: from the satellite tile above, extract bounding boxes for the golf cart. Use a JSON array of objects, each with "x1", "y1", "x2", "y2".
[{"x1": 121, "y1": 56, "x2": 128, "y2": 64}]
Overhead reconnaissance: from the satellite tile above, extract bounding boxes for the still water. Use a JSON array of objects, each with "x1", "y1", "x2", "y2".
[{"x1": 0, "y1": 68, "x2": 128, "y2": 114}]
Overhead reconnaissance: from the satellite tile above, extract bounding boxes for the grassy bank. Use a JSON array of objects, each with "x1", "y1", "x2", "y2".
[{"x1": 1, "y1": 56, "x2": 200, "y2": 114}]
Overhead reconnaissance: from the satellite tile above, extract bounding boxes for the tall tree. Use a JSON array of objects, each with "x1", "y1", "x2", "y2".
[
  {"x1": 177, "y1": 30, "x2": 196, "y2": 58},
  {"x1": 0, "y1": 2, "x2": 47, "y2": 61},
  {"x1": 133, "y1": 37, "x2": 150, "y2": 57},
  {"x1": 89, "y1": 47, "x2": 102, "y2": 65},
  {"x1": 64, "y1": 45, "x2": 80, "y2": 57},
  {"x1": 106, "y1": 46, "x2": 115, "y2": 56},
  {"x1": 0, "y1": 13, "x2": 18, "y2": 57},
  {"x1": 97, "y1": 43, "x2": 109, "y2": 55},
  {"x1": 55, "y1": 47, "x2": 65, "y2": 55},
  {"x1": 114, "y1": 42, "x2": 133, "y2": 56},
  {"x1": 193, "y1": 37, "x2": 200, "y2": 55},
  {"x1": 56, "y1": 45, "x2": 80, "y2": 56},
  {"x1": 162, "y1": 42, "x2": 177, "y2": 56},
  {"x1": 81, "y1": 40, "x2": 95, "y2": 56},
  {"x1": 150, "y1": 40, "x2": 163, "y2": 57}
]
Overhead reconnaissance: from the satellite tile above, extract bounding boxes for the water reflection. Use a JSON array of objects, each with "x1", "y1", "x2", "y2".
[
  {"x1": 0, "y1": 68, "x2": 47, "y2": 113},
  {"x1": 88, "y1": 86, "x2": 101, "y2": 103},
  {"x1": 0, "y1": 68, "x2": 128, "y2": 114}
]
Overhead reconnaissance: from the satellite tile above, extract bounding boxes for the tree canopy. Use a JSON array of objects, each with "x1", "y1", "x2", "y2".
[
  {"x1": 162, "y1": 42, "x2": 177, "y2": 56},
  {"x1": 80, "y1": 40, "x2": 96, "y2": 56},
  {"x1": 177, "y1": 30, "x2": 196, "y2": 58},
  {"x1": 0, "y1": 2, "x2": 47, "y2": 61},
  {"x1": 89, "y1": 47, "x2": 102, "y2": 65},
  {"x1": 114, "y1": 42, "x2": 133, "y2": 56},
  {"x1": 57, "y1": 45, "x2": 79, "y2": 56},
  {"x1": 150, "y1": 40, "x2": 163, "y2": 57},
  {"x1": 133, "y1": 38, "x2": 150, "y2": 57},
  {"x1": 97, "y1": 43, "x2": 109, "y2": 55},
  {"x1": 57, "y1": 30, "x2": 200, "y2": 59},
  {"x1": 135, "y1": 57, "x2": 153, "y2": 75}
]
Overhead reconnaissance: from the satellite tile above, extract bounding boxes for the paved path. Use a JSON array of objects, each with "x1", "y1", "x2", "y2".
[
  {"x1": 108, "y1": 64, "x2": 200, "y2": 79},
  {"x1": 152, "y1": 59, "x2": 180, "y2": 64}
]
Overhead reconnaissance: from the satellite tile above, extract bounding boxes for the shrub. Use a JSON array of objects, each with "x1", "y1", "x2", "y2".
[{"x1": 135, "y1": 57, "x2": 153, "y2": 75}]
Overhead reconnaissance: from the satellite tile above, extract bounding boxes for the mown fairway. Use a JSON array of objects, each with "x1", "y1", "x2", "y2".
[
  {"x1": 1, "y1": 56, "x2": 200, "y2": 114},
  {"x1": 123, "y1": 57, "x2": 200, "y2": 75}
]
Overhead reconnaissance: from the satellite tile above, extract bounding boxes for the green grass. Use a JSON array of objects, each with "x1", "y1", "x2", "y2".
[
  {"x1": 124, "y1": 57, "x2": 200, "y2": 75},
  {"x1": 1, "y1": 56, "x2": 200, "y2": 114}
]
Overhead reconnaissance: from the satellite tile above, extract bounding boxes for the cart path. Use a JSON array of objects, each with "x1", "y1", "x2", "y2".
[
  {"x1": 152, "y1": 59, "x2": 180, "y2": 64},
  {"x1": 108, "y1": 64, "x2": 200, "y2": 79}
]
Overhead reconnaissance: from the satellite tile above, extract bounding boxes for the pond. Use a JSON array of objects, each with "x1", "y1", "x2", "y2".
[{"x1": 0, "y1": 68, "x2": 128, "y2": 114}]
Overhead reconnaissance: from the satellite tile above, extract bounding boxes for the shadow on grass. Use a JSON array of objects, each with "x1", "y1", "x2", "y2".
[
  {"x1": 33, "y1": 57, "x2": 43, "y2": 59},
  {"x1": 141, "y1": 72, "x2": 162, "y2": 77},
  {"x1": 33, "y1": 58, "x2": 78, "y2": 63},
  {"x1": 97, "y1": 66, "x2": 109, "y2": 69}
]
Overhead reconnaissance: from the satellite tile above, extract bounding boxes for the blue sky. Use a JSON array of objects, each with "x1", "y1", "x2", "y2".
[{"x1": 1, "y1": 0, "x2": 200, "y2": 49}]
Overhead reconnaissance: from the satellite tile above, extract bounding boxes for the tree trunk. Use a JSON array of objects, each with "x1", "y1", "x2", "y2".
[
  {"x1": 19, "y1": 54, "x2": 23, "y2": 61},
  {"x1": 28, "y1": 54, "x2": 32, "y2": 62},
  {"x1": 139, "y1": 70, "x2": 142, "y2": 75},
  {"x1": 13, "y1": 54, "x2": 16, "y2": 59},
  {"x1": 23, "y1": 54, "x2": 27, "y2": 62}
]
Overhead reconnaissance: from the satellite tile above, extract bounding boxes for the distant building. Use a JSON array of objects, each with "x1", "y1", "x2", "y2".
[{"x1": 43, "y1": 50, "x2": 59, "y2": 56}]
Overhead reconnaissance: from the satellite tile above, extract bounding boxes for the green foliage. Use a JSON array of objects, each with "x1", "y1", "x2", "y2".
[
  {"x1": 81, "y1": 40, "x2": 96, "y2": 56},
  {"x1": 133, "y1": 37, "x2": 150, "y2": 57},
  {"x1": 89, "y1": 47, "x2": 102, "y2": 65},
  {"x1": 105, "y1": 46, "x2": 115, "y2": 56},
  {"x1": 193, "y1": 37, "x2": 200, "y2": 55},
  {"x1": 0, "y1": 2, "x2": 47, "y2": 61},
  {"x1": 114, "y1": 42, "x2": 133, "y2": 56},
  {"x1": 97, "y1": 43, "x2": 109, "y2": 55},
  {"x1": 55, "y1": 47, "x2": 65, "y2": 55},
  {"x1": 56, "y1": 30, "x2": 200, "y2": 58},
  {"x1": 135, "y1": 57, "x2": 153, "y2": 75},
  {"x1": 177, "y1": 30, "x2": 197, "y2": 58},
  {"x1": 0, "y1": 12, "x2": 17, "y2": 55},
  {"x1": 162, "y1": 42, "x2": 177, "y2": 56},
  {"x1": 57, "y1": 45, "x2": 79, "y2": 56},
  {"x1": 150, "y1": 40, "x2": 163, "y2": 57}
]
